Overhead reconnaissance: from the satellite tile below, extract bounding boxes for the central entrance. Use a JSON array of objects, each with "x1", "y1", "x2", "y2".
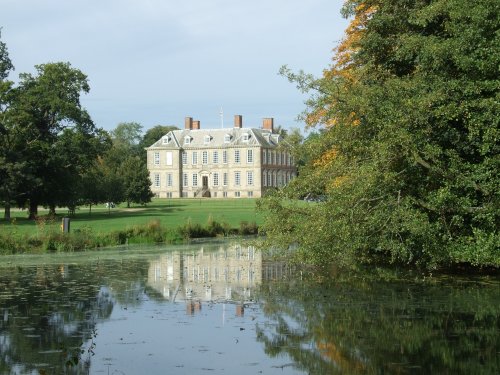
[{"x1": 201, "y1": 175, "x2": 211, "y2": 197}]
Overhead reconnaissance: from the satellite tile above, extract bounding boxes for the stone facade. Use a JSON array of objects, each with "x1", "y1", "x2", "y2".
[{"x1": 146, "y1": 115, "x2": 296, "y2": 198}]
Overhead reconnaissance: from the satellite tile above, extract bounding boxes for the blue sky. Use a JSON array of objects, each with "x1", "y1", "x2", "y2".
[{"x1": 1, "y1": 0, "x2": 348, "y2": 132}]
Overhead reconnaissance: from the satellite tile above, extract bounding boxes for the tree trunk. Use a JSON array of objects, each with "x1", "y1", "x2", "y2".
[
  {"x1": 127, "y1": 200, "x2": 130, "y2": 208},
  {"x1": 4, "y1": 202, "x2": 11, "y2": 222},
  {"x1": 49, "y1": 204, "x2": 56, "y2": 217},
  {"x1": 29, "y1": 200, "x2": 38, "y2": 220},
  {"x1": 89, "y1": 203, "x2": 92, "y2": 216}
]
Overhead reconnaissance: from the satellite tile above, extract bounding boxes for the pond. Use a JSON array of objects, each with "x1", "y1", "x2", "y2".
[{"x1": 0, "y1": 239, "x2": 498, "y2": 375}]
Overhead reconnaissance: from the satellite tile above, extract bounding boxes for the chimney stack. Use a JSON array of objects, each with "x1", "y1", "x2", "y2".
[
  {"x1": 192, "y1": 120, "x2": 200, "y2": 130},
  {"x1": 185, "y1": 117, "x2": 193, "y2": 130},
  {"x1": 234, "y1": 115, "x2": 243, "y2": 128},
  {"x1": 263, "y1": 118, "x2": 274, "y2": 132}
]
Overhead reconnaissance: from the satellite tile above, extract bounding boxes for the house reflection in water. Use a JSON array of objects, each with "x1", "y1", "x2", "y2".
[{"x1": 148, "y1": 241, "x2": 289, "y2": 314}]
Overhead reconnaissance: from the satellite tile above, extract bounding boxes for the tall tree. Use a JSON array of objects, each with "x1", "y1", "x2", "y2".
[
  {"x1": 9, "y1": 62, "x2": 102, "y2": 219},
  {"x1": 260, "y1": 0, "x2": 499, "y2": 269},
  {"x1": 120, "y1": 156, "x2": 154, "y2": 207},
  {"x1": 0, "y1": 31, "x2": 15, "y2": 220}
]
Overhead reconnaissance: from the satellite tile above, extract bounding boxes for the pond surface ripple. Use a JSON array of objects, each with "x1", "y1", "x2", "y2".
[{"x1": 0, "y1": 239, "x2": 498, "y2": 374}]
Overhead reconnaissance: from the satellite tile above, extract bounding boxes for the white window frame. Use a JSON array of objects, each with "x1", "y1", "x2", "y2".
[
  {"x1": 167, "y1": 173, "x2": 173, "y2": 187},
  {"x1": 154, "y1": 173, "x2": 160, "y2": 187},
  {"x1": 213, "y1": 151, "x2": 219, "y2": 164},
  {"x1": 192, "y1": 151, "x2": 198, "y2": 165},
  {"x1": 247, "y1": 171, "x2": 253, "y2": 186},
  {"x1": 223, "y1": 172, "x2": 228, "y2": 186},
  {"x1": 213, "y1": 172, "x2": 219, "y2": 186},
  {"x1": 224, "y1": 134, "x2": 231, "y2": 143},
  {"x1": 192, "y1": 173, "x2": 198, "y2": 187},
  {"x1": 202, "y1": 151, "x2": 208, "y2": 165},
  {"x1": 204, "y1": 135, "x2": 212, "y2": 144},
  {"x1": 235, "y1": 171, "x2": 241, "y2": 186},
  {"x1": 184, "y1": 136, "x2": 191, "y2": 145},
  {"x1": 183, "y1": 173, "x2": 188, "y2": 187},
  {"x1": 234, "y1": 150, "x2": 240, "y2": 164},
  {"x1": 223, "y1": 150, "x2": 228, "y2": 164},
  {"x1": 182, "y1": 151, "x2": 187, "y2": 165},
  {"x1": 166, "y1": 151, "x2": 173, "y2": 166},
  {"x1": 247, "y1": 149, "x2": 253, "y2": 163},
  {"x1": 154, "y1": 152, "x2": 160, "y2": 165}
]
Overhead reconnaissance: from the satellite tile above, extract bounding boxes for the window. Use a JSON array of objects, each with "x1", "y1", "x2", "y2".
[
  {"x1": 192, "y1": 151, "x2": 198, "y2": 165},
  {"x1": 183, "y1": 173, "x2": 188, "y2": 187},
  {"x1": 247, "y1": 171, "x2": 253, "y2": 186},
  {"x1": 247, "y1": 191, "x2": 253, "y2": 197},
  {"x1": 247, "y1": 149, "x2": 253, "y2": 163},
  {"x1": 223, "y1": 172, "x2": 228, "y2": 186},
  {"x1": 277, "y1": 152, "x2": 281, "y2": 165},
  {"x1": 242, "y1": 133, "x2": 249, "y2": 142},
  {"x1": 202, "y1": 151, "x2": 208, "y2": 164},
  {"x1": 235, "y1": 191, "x2": 240, "y2": 197},
  {"x1": 166, "y1": 151, "x2": 173, "y2": 166},
  {"x1": 204, "y1": 135, "x2": 212, "y2": 144},
  {"x1": 224, "y1": 134, "x2": 231, "y2": 143},
  {"x1": 162, "y1": 136, "x2": 170, "y2": 144},
  {"x1": 192, "y1": 173, "x2": 198, "y2": 187},
  {"x1": 263, "y1": 149, "x2": 267, "y2": 164},
  {"x1": 234, "y1": 150, "x2": 240, "y2": 163},
  {"x1": 262, "y1": 171, "x2": 267, "y2": 186},
  {"x1": 213, "y1": 172, "x2": 219, "y2": 186},
  {"x1": 154, "y1": 173, "x2": 160, "y2": 187},
  {"x1": 234, "y1": 171, "x2": 241, "y2": 186},
  {"x1": 166, "y1": 192, "x2": 173, "y2": 198},
  {"x1": 267, "y1": 150, "x2": 272, "y2": 164},
  {"x1": 167, "y1": 173, "x2": 173, "y2": 187},
  {"x1": 182, "y1": 151, "x2": 187, "y2": 165},
  {"x1": 223, "y1": 191, "x2": 228, "y2": 198},
  {"x1": 213, "y1": 151, "x2": 219, "y2": 164},
  {"x1": 223, "y1": 150, "x2": 228, "y2": 164},
  {"x1": 184, "y1": 136, "x2": 191, "y2": 145},
  {"x1": 154, "y1": 152, "x2": 160, "y2": 165},
  {"x1": 267, "y1": 171, "x2": 272, "y2": 187}
]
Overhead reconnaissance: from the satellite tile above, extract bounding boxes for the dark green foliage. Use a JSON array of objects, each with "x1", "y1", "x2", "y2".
[{"x1": 260, "y1": 0, "x2": 499, "y2": 269}]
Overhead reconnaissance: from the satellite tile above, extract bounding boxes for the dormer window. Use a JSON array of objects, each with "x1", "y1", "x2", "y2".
[
  {"x1": 162, "y1": 136, "x2": 171, "y2": 144},
  {"x1": 242, "y1": 133, "x2": 250, "y2": 142},
  {"x1": 184, "y1": 136, "x2": 192, "y2": 145},
  {"x1": 224, "y1": 134, "x2": 232, "y2": 143},
  {"x1": 204, "y1": 135, "x2": 212, "y2": 144}
]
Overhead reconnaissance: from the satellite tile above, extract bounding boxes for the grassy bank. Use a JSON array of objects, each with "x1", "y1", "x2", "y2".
[{"x1": 0, "y1": 198, "x2": 261, "y2": 254}]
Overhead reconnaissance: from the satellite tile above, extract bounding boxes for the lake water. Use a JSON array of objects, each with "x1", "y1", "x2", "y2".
[{"x1": 0, "y1": 239, "x2": 498, "y2": 375}]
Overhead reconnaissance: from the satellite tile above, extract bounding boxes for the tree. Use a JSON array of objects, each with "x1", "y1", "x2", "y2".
[
  {"x1": 120, "y1": 156, "x2": 154, "y2": 207},
  {"x1": 8, "y1": 62, "x2": 104, "y2": 219},
  {"x1": 260, "y1": 0, "x2": 499, "y2": 269},
  {"x1": 0, "y1": 31, "x2": 16, "y2": 220}
]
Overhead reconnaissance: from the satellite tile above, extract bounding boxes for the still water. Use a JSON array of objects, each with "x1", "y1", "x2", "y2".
[{"x1": 0, "y1": 240, "x2": 498, "y2": 375}]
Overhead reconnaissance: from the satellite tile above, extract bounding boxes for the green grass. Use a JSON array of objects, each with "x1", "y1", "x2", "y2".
[{"x1": 0, "y1": 198, "x2": 262, "y2": 237}]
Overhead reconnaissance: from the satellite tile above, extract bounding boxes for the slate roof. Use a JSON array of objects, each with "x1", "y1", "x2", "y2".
[{"x1": 147, "y1": 127, "x2": 282, "y2": 149}]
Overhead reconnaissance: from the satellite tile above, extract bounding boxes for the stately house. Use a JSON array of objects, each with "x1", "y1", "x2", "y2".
[{"x1": 146, "y1": 115, "x2": 296, "y2": 198}]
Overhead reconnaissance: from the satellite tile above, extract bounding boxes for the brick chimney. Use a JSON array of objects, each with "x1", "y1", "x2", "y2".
[
  {"x1": 263, "y1": 118, "x2": 274, "y2": 132},
  {"x1": 234, "y1": 115, "x2": 243, "y2": 128},
  {"x1": 185, "y1": 117, "x2": 193, "y2": 130},
  {"x1": 192, "y1": 120, "x2": 200, "y2": 130}
]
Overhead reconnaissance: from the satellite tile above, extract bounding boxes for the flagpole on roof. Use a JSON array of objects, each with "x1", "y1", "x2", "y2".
[{"x1": 220, "y1": 107, "x2": 224, "y2": 128}]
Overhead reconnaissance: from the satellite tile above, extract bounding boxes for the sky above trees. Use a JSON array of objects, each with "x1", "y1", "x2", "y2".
[{"x1": 1, "y1": 0, "x2": 348, "y2": 132}]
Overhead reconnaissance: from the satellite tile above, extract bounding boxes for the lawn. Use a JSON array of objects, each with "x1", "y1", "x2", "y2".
[{"x1": 0, "y1": 198, "x2": 262, "y2": 237}]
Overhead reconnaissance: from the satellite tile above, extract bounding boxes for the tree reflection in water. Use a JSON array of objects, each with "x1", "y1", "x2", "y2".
[
  {"x1": 255, "y1": 270, "x2": 500, "y2": 375},
  {"x1": 0, "y1": 257, "x2": 149, "y2": 374}
]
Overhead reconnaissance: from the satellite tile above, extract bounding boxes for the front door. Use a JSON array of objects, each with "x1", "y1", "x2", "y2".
[{"x1": 202, "y1": 176, "x2": 208, "y2": 189}]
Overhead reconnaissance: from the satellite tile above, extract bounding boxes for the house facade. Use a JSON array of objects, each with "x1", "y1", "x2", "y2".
[{"x1": 146, "y1": 115, "x2": 296, "y2": 198}]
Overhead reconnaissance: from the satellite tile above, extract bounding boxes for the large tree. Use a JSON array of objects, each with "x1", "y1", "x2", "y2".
[
  {"x1": 260, "y1": 0, "x2": 499, "y2": 269},
  {"x1": 7, "y1": 62, "x2": 105, "y2": 219}
]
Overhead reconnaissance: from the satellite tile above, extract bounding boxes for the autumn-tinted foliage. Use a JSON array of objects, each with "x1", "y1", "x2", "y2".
[{"x1": 260, "y1": 0, "x2": 499, "y2": 269}]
